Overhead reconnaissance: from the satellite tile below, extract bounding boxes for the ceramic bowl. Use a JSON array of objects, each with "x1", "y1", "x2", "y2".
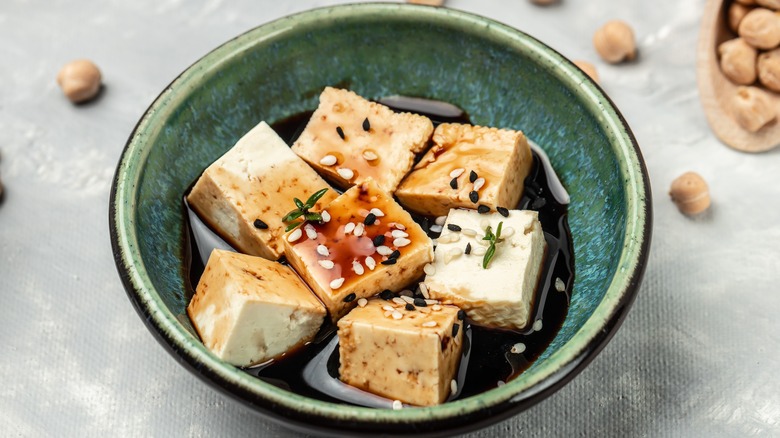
[{"x1": 109, "y1": 3, "x2": 651, "y2": 436}]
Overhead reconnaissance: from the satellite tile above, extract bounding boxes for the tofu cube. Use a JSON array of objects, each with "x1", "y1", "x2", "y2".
[
  {"x1": 283, "y1": 178, "x2": 433, "y2": 321},
  {"x1": 187, "y1": 121, "x2": 338, "y2": 260},
  {"x1": 291, "y1": 87, "x2": 434, "y2": 193},
  {"x1": 423, "y1": 209, "x2": 546, "y2": 331},
  {"x1": 187, "y1": 249, "x2": 326, "y2": 367},
  {"x1": 395, "y1": 123, "x2": 533, "y2": 217},
  {"x1": 337, "y1": 298, "x2": 464, "y2": 406}
]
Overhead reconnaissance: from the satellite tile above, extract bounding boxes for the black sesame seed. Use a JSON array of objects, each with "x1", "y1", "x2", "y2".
[
  {"x1": 380, "y1": 290, "x2": 394, "y2": 300},
  {"x1": 414, "y1": 298, "x2": 427, "y2": 307},
  {"x1": 253, "y1": 219, "x2": 268, "y2": 229},
  {"x1": 469, "y1": 170, "x2": 478, "y2": 183},
  {"x1": 469, "y1": 191, "x2": 479, "y2": 203},
  {"x1": 452, "y1": 323, "x2": 460, "y2": 337},
  {"x1": 388, "y1": 250, "x2": 401, "y2": 260},
  {"x1": 447, "y1": 224, "x2": 462, "y2": 232},
  {"x1": 405, "y1": 303, "x2": 415, "y2": 311},
  {"x1": 497, "y1": 206, "x2": 510, "y2": 217},
  {"x1": 343, "y1": 293, "x2": 356, "y2": 303},
  {"x1": 530, "y1": 197, "x2": 547, "y2": 210},
  {"x1": 364, "y1": 213, "x2": 377, "y2": 225},
  {"x1": 449, "y1": 177, "x2": 458, "y2": 189},
  {"x1": 372, "y1": 235, "x2": 385, "y2": 247},
  {"x1": 457, "y1": 310, "x2": 466, "y2": 320},
  {"x1": 381, "y1": 258, "x2": 397, "y2": 265},
  {"x1": 336, "y1": 126, "x2": 345, "y2": 140},
  {"x1": 477, "y1": 204, "x2": 490, "y2": 214},
  {"x1": 421, "y1": 217, "x2": 431, "y2": 233},
  {"x1": 362, "y1": 117, "x2": 371, "y2": 132},
  {"x1": 465, "y1": 242, "x2": 472, "y2": 255}
]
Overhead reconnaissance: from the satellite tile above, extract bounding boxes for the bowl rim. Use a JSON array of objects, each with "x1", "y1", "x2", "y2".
[{"x1": 109, "y1": 3, "x2": 652, "y2": 436}]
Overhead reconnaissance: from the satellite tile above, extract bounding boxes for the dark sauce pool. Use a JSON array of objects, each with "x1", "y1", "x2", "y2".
[{"x1": 182, "y1": 97, "x2": 575, "y2": 404}]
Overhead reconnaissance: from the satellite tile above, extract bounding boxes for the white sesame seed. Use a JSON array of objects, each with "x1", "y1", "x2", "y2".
[
  {"x1": 365, "y1": 256, "x2": 376, "y2": 271},
  {"x1": 444, "y1": 247, "x2": 463, "y2": 264},
  {"x1": 392, "y1": 400, "x2": 403, "y2": 410},
  {"x1": 394, "y1": 223, "x2": 406, "y2": 230},
  {"x1": 316, "y1": 244, "x2": 329, "y2": 256},
  {"x1": 497, "y1": 380, "x2": 506, "y2": 387},
  {"x1": 424, "y1": 299, "x2": 439, "y2": 305},
  {"x1": 383, "y1": 305, "x2": 395, "y2": 312},
  {"x1": 461, "y1": 228, "x2": 477, "y2": 237},
  {"x1": 384, "y1": 310, "x2": 393, "y2": 318},
  {"x1": 369, "y1": 208, "x2": 385, "y2": 217},
  {"x1": 392, "y1": 311, "x2": 403, "y2": 320},
  {"x1": 376, "y1": 245, "x2": 393, "y2": 256},
  {"x1": 422, "y1": 321, "x2": 438, "y2": 327},
  {"x1": 337, "y1": 168, "x2": 355, "y2": 180},
  {"x1": 391, "y1": 229, "x2": 408, "y2": 238},
  {"x1": 321, "y1": 210, "x2": 331, "y2": 222},
  {"x1": 392, "y1": 297, "x2": 406, "y2": 306},
  {"x1": 472, "y1": 247, "x2": 487, "y2": 256},
  {"x1": 429, "y1": 224, "x2": 443, "y2": 233},
  {"x1": 432, "y1": 304, "x2": 442, "y2": 311},
  {"x1": 510, "y1": 343, "x2": 526, "y2": 354},
  {"x1": 353, "y1": 223, "x2": 365, "y2": 237},
  {"x1": 473, "y1": 177, "x2": 485, "y2": 191},
  {"x1": 393, "y1": 237, "x2": 411, "y2": 247},
  {"x1": 435, "y1": 216, "x2": 447, "y2": 226},
  {"x1": 352, "y1": 260, "x2": 365, "y2": 275},
  {"x1": 319, "y1": 155, "x2": 337, "y2": 166},
  {"x1": 480, "y1": 219, "x2": 491, "y2": 229},
  {"x1": 329, "y1": 278, "x2": 345, "y2": 289},
  {"x1": 362, "y1": 150, "x2": 379, "y2": 161},
  {"x1": 479, "y1": 238, "x2": 491, "y2": 246},
  {"x1": 305, "y1": 225, "x2": 318, "y2": 240},
  {"x1": 450, "y1": 379, "x2": 458, "y2": 394},
  {"x1": 318, "y1": 260, "x2": 335, "y2": 269},
  {"x1": 419, "y1": 283, "x2": 430, "y2": 299},
  {"x1": 555, "y1": 277, "x2": 566, "y2": 292},
  {"x1": 502, "y1": 227, "x2": 515, "y2": 238},
  {"x1": 401, "y1": 295, "x2": 415, "y2": 304},
  {"x1": 423, "y1": 263, "x2": 436, "y2": 276},
  {"x1": 533, "y1": 320, "x2": 543, "y2": 332},
  {"x1": 344, "y1": 222, "x2": 356, "y2": 234},
  {"x1": 357, "y1": 209, "x2": 370, "y2": 217},
  {"x1": 358, "y1": 298, "x2": 368, "y2": 307},
  {"x1": 287, "y1": 228, "x2": 302, "y2": 242},
  {"x1": 449, "y1": 168, "x2": 465, "y2": 178}
]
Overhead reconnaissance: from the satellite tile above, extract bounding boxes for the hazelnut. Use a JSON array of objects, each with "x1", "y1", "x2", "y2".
[
  {"x1": 593, "y1": 20, "x2": 637, "y2": 64},
  {"x1": 406, "y1": 0, "x2": 444, "y2": 5},
  {"x1": 729, "y1": 2, "x2": 755, "y2": 33},
  {"x1": 718, "y1": 38, "x2": 758, "y2": 84},
  {"x1": 733, "y1": 86, "x2": 776, "y2": 132},
  {"x1": 738, "y1": 8, "x2": 780, "y2": 49},
  {"x1": 669, "y1": 172, "x2": 711, "y2": 216},
  {"x1": 573, "y1": 60, "x2": 599, "y2": 83},
  {"x1": 757, "y1": 0, "x2": 780, "y2": 9},
  {"x1": 758, "y1": 47, "x2": 780, "y2": 91},
  {"x1": 57, "y1": 59, "x2": 102, "y2": 103}
]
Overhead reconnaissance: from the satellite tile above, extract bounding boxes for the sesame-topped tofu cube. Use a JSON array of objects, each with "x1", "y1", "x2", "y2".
[
  {"x1": 283, "y1": 178, "x2": 433, "y2": 321},
  {"x1": 338, "y1": 298, "x2": 464, "y2": 406},
  {"x1": 291, "y1": 87, "x2": 434, "y2": 193},
  {"x1": 395, "y1": 123, "x2": 533, "y2": 217},
  {"x1": 187, "y1": 121, "x2": 338, "y2": 260},
  {"x1": 424, "y1": 209, "x2": 546, "y2": 332},
  {"x1": 187, "y1": 249, "x2": 326, "y2": 367}
]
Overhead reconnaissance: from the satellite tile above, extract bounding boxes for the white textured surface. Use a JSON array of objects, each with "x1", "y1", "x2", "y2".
[{"x1": 1, "y1": 0, "x2": 779, "y2": 436}]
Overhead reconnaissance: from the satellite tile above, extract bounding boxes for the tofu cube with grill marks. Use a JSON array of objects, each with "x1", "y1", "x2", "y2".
[
  {"x1": 396, "y1": 123, "x2": 533, "y2": 217},
  {"x1": 291, "y1": 87, "x2": 434, "y2": 193},
  {"x1": 338, "y1": 298, "x2": 464, "y2": 406},
  {"x1": 187, "y1": 121, "x2": 338, "y2": 260},
  {"x1": 283, "y1": 178, "x2": 433, "y2": 321},
  {"x1": 187, "y1": 249, "x2": 326, "y2": 367}
]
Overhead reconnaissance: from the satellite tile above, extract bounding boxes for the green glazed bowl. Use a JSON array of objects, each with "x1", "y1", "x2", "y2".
[{"x1": 110, "y1": 3, "x2": 651, "y2": 436}]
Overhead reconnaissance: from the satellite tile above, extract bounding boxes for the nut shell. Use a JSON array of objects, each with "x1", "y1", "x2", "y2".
[
  {"x1": 57, "y1": 59, "x2": 102, "y2": 103},
  {"x1": 593, "y1": 20, "x2": 637, "y2": 64},
  {"x1": 669, "y1": 172, "x2": 711, "y2": 216},
  {"x1": 573, "y1": 60, "x2": 599, "y2": 83},
  {"x1": 757, "y1": 47, "x2": 780, "y2": 91},
  {"x1": 738, "y1": 8, "x2": 780, "y2": 50},
  {"x1": 718, "y1": 38, "x2": 758, "y2": 84},
  {"x1": 733, "y1": 86, "x2": 776, "y2": 132}
]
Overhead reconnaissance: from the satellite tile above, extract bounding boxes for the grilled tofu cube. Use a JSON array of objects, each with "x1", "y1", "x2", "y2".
[
  {"x1": 291, "y1": 87, "x2": 434, "y2": 193},
  {"x1": 187, "y1": 121, "x2": 338, "y2": 260},
  {"x1": 283, "y1": 178, "x2": 433, "y2": 321},
  {"x1": 423, "y1": 209, "x2": 546, "y2": 331},
  {"x1": 187, "y1": 249, "x2": 326, "y2": 367},
  {"x1": 337, "y1": 298, "x2": 464, "y2": 406},
  {"x1": 395, "y1": 123, "x2": 533, "y2": 217}
]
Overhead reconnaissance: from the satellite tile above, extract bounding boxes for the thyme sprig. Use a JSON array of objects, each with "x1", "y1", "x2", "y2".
[
  {"x1": 282, "y1": 188, "x2": 329, "y2": 231},
  {"x1": 482, "y1": 221, "x2": 504, "y2": 269}
]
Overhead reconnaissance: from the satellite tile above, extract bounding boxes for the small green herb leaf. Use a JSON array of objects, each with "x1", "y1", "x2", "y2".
[
  {"x1": 304, "y1": 212, "x2": 322, "y2": 222},
  {"x1": 285, "y1": 221, "x2": 303, "y2": 232},
  {"x1": 482, "y1": 245, "x2": 496, "y2": 269},
  {"x1": 282, "y1": 209, "x2": 304, "y2": 223},
  {"x1": 481, "y1": 221, "x2": 504, "y2": 269},
  {"x1": 294, "y1": 198, "x2": 305, "y2": 210},
  {"x1": 304, "y1": 188, "x2": 330, "y2": 209}
]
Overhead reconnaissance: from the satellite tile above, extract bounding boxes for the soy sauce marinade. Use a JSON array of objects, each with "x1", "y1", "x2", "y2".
[{"x1": 182, "y1": 97, "x2": 574, "y2": 403}]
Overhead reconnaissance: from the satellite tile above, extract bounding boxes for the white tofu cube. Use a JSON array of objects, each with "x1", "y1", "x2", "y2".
[
  {"x1": 283, "y1": 178, "x2": 433, "y2": 321},
  {"x1": 423, "y1": 209, "x2": 546, "y2": 331},
  {"x1": 396, "y1": 123, "x2": 533, "y2": 217},
  {"x1": 187, "y1": 121, "x2": 338, "y2": 260},
  {"x1": 291, "y1": 87, "x2": 434, "y2": 193},
  {"x1": 338, "y1": 298, "x2": 464, "y2": 406},
  {"x1": 187, "y1": 249, "x2": 326, "y2": 367}
]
